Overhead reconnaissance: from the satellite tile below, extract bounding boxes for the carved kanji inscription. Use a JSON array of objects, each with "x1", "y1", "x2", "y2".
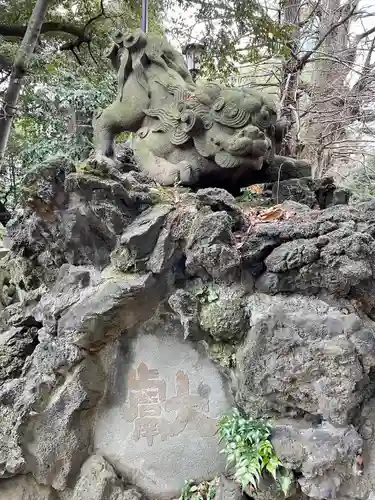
[{"x1": 124, "y1": 362, "x2": 217, "y2": 446}]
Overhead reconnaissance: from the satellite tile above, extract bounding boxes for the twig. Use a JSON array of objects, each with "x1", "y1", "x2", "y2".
[
  {"x1": 279, "y1": 73, "x2": 291, "y2": 109},
  {"x1": 297, "y1": 2, "x2": 358, "y2": 70}
]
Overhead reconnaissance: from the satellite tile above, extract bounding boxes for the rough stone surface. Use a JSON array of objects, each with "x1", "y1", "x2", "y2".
[
  {"x1": 0, "y1": 325, "x2": 40, "y2": 379},
  {"x1": 262, "y1": 177, "x2": 350, "y2": 209},
  {"x1": 169, "y1": 281, "x2": 251, "y2": 342},
  {"x1": 272, "y1": 420, "x2": 362, "y2": 498},
  {"x1": 22, "y1": 356, "x2": 105, "y2": 490},
  {"x1": 56, "y1": 273, "x2": 165, "y2": 350},
  {"x1": 168, "y1": 288, "x2": 202, "y2": 340},
  {"x1": 2, "y1": 154, "x2": 375, "y2": 500},
  {"x1": 0, "y1": 475, "x2": 56, "y2": 500},
  {"x1": 245, "y1": 475, "x2": 300, "y2": 500},
  {"x1": 3, "y1": 159, "x2": 156, "y2": 289},
  {"x1": 113, "y1": 204, "x2": 172, "y2": 271},
  {"x1": 336, "y1": 397, "x2": 375, "y2": 500},
  {"x1": 195, "y1": 189, "x2": 245, "y2": 228},
  {"x1": 185, "y1": 210, "x2": 241, "y2": 283},
  {"x1": 33, "y1": 264, "x2": 102, "y2": 337},
  {"x1": 68, "y1": 455, "x2": 143, "y2": 500},
  {"x1": 94, "y1": 313, "x2": 232, "y2": 499},
  {"x1": 120, "y1": 205, "x2": 172, "y2": 251},
  {"x1": 215, "y1": 475, "x2": 245, "y2": 500},
  {"x1": 235, "y1": 293, "x2": 375, "y2": 424},
  {"x1": 237, "y1": 202, "x2": 375, "y2": 308},
  {"x1": 198, "y1": 286, "x2": 249, "y2": 342}
]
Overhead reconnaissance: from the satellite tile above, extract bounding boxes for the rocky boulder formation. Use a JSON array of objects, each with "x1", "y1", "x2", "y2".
[{"x1": 1, "y1": 157, "x2": 375, "y2": 500}]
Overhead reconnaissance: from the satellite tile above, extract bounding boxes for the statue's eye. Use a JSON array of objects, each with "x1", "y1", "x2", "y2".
[{"x1": 126, "y1": 35, "x2": 134, "y2": 42}]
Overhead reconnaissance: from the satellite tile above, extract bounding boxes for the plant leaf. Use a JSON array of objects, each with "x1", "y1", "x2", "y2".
[{"x1": 278, "y1": 471, "x2": 293, "y2": 496}]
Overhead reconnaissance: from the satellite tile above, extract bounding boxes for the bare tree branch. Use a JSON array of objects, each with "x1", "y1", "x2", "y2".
[
  {"x1": 297, "y1": 1, "x2": 358, "y2": 69},
  {"x1": 0, "y1": 21, "x2": 85, "y2": 39},
  {"x1": 0, "y1": 0, "x2": 107, "y2": 57},
  {"x1": 356, "y1": 24, "x2": 375, "y2": 42}
]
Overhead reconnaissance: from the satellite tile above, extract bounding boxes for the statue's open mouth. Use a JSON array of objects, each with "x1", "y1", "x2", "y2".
[
  {"x1": 227, "y1": 139, "x2": 252, "y2": 155},
  {"x1": 215, "y1": 150, "x2": 263, "y2": 170}
]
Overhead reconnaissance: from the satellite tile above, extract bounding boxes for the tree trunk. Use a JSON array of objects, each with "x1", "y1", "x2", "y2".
[
  {"x1": 0, "y1": 0, "x2": 50, "y2": 164},
  {"x1": 279, "y1": 0, "x2": 301, "y2": 158},
  {"x1": 295, "y1": 0, "x2": 358, "y2": 177}
]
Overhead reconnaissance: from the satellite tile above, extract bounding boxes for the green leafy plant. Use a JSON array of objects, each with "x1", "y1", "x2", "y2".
[
  {"x1": 218, "y1": 408, "x2": 293, "y2": 496},
  {"x1": 178, "y1": 479, "x2": 217, "y2": 500},
  {"x1": 236, "y1": 187, "x2": 260, "y2": 203}
]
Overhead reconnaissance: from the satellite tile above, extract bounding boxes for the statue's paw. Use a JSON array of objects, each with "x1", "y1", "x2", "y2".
[
  {"x1": 154, "y1": 159, "x2": 196, "y2": 186},
  {"x1": 93, "y1": 154, "x2": 118, "y2": 169}
]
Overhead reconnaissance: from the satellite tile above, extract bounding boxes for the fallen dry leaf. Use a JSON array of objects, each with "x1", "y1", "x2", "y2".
[
  {"x1": 239, "y1": 204, "x2": 296, "y2": 241},
  {"x1": 248, "y1": 184, "x2": 263, "y2": 194},
  {"x1": 259, "y1": 204, "x2": 284, "y2": 222}
]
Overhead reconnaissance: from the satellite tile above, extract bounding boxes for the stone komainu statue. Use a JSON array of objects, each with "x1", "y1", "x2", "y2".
[{"x1": 93, "y1": 29, "x2": 310, "y2": 191}]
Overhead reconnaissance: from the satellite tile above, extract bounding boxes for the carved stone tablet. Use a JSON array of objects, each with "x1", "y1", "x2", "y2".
[{"x1": 94, "y1": 322, "x2": 232, "y2": 498}]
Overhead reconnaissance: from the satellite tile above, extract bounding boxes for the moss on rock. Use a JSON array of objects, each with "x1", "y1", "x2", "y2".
[{"x1": 199, "y1": 290, "x2": 248, "y2": 342}]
